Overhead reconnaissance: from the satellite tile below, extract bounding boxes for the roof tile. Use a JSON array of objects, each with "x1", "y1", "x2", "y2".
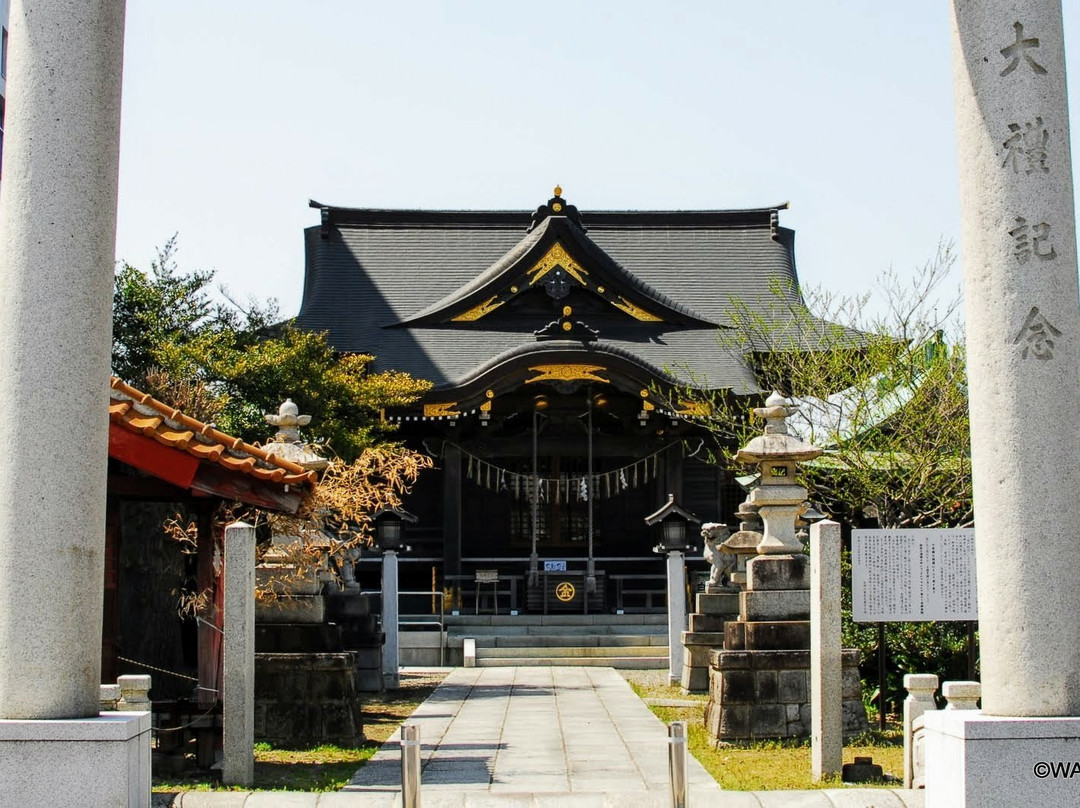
[{"x1": 109, "y1": 377, "x2": 318, "y2": 490}]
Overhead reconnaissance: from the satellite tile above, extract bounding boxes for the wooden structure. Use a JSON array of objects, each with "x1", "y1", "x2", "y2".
[{"x1": 104, "y1": 377, "x2": 317, "y2": 698}]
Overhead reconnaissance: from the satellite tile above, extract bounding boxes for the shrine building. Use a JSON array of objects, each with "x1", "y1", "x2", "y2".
[{"x1": 294, "y1": 188, "x2": 827, "y2": 612}]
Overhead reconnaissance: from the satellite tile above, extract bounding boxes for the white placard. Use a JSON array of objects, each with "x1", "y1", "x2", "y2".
[
  {"x1": 544, "y1": 560, "x2": 567, "y2": 572},
  {"x1": 852, "y1": 529, "x2": 977, "y2": 622}
]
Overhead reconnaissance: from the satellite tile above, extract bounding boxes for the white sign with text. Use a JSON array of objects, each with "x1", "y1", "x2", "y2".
[{"x1": 852, "y1": 528, "x2": 977, "y2": 622}]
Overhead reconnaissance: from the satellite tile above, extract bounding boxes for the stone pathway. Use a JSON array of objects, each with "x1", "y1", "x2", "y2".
[
  {"x1": 155, "y1": 665, "x2": 925, "y2": 806},
  {"x1": 345, "y1": 666, "x2": 719, "y2": 798}
]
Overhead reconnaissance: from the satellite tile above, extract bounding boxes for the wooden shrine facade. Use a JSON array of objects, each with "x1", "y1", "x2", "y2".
[{"x1": 295, "y1": 189, "x2": 828, "y2": 610}]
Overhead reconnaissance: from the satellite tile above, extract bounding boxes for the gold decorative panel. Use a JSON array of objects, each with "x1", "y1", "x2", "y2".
[
  {"x1": 451, "y1": 296, "x2": 504, "y2": 322},
  {"x1": 424, "y1": 402, "x2": 461, "y2": 418},
  {"x1": 525, "y1": 364, "x2": 609, "y2": 384},
  {"x1": 527, "y1": 242, "x2": 589, "y2": 286},
  {"x1": 612, "y1": 295, "x2": 663, "y2": 322},
  {"x1": 677, "y1": 400, "x2": 712, "y2": 417}
]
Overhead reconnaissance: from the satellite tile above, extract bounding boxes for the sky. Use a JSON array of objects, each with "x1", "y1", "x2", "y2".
[{"x1": 114, "y1": 1, "x2": 1080, "y2": 322}]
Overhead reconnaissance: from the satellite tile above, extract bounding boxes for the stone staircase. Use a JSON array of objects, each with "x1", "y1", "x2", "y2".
[{"x1": 409, "y1": 613, "x2": 669, "y2": 668}]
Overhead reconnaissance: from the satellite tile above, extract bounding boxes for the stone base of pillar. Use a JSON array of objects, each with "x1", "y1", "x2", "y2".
[
  {"x1": 255, "y1": 653, "x2": 364, "y2": 747},
  {"x1": 0, "y1": 712, "x2": 150, "y2": 806},
  {"x1": 923, "y1": 711, "x2": 1080, "y2": 808}
]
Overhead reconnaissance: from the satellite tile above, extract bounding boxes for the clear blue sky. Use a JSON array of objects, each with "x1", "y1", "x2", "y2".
[{"x1": 114, "y1": 1, "x2": 1080, "y2": 319}]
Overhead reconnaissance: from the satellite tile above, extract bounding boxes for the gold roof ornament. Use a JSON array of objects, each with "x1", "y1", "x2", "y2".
[
  {"x1": 554, "y1": 185, "x2": 562, "y2": 197},
  {"x1": 423, "y1": 402, "x2": 461, "y2": 418},
  {"x1": 525, "y1": 364, "x2": 609, "y2": 384},
  {"x1": 527, "y1": 242, "x2": 589, "y2": 286}
]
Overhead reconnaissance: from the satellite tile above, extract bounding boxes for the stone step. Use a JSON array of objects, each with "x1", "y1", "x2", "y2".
[
  {"x1": 475, "y1": 655, "x2": 669, "y2": 669},
  {"x1": 444, "y1": 624, "x2": 667, "y2": 637},
  {"x1": 478, "y1": 645, "x2": 665, "y2": 659},
  {"x1": 447, "y1": 633, "x2": 668, "y2": 649},
  {"x1": 420, "y1": 613, "x2": 669, "y2": 627}
]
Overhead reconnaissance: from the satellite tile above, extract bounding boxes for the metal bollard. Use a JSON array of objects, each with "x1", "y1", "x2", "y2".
[
  {"x1": 668, "y1": 720, "x2": 688, "y2": 808},
  {"x1": 401, "y1": 723, "x2": 422, "y2": 808}
]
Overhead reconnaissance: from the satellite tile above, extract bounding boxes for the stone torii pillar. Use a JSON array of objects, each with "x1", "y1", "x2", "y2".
[
  {"x1": 951, "y1": 0, "x2": 1080, "y2": 719},
  {"x1": 926, "y1": 2, "x2": 1080, "y2": 805},
  {"x1": 0, "y1": 0, "x2": 126, "y2": 722},
  {"x1": 0, "y1": 2, "x2": 147, "y2": 806}
]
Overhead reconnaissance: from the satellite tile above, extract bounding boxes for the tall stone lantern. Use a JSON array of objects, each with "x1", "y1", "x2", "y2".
[
  {"x1": 703, "y1": 391, "x2": 868, "y2": 742},
  {"x1": 257, "y1": 399, "x2": 330, "y2": 620},
  {"x1": 733, "y1": 392, "x2": 822, "y2": 555}
]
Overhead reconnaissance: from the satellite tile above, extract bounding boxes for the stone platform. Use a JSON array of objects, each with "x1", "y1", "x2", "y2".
[
  {"x1": 706, "y1": 649, "x2": 866, "y2": 740},
  {"x1": 0, "y1": 711, "x2": 151, "y2": 807},
  {"x1": 924, "y1": 711, "x2": 1080, "y2": 808}
]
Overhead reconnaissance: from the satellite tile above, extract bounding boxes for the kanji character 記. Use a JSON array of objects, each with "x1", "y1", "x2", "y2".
[{"x1": 1009, "y1": 217, "x2": 1057, "y2": 263}]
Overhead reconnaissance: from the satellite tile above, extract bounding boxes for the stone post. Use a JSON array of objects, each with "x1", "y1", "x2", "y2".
[
  {"x1": 116, "y1": 675, "x2": 152, "y2": 712},
  {"x1": 223, "y1": 522, "x2": 256, "y2": 787},
  {"x1": 382, "y1": 549, "x2": 400, "y2": 689},
  {"x1": 951, "y1": 0, "x2": 1080, "y2": 718},
  {"x1": 0, "y1": 0, "x2": 126, "y2": 722},
  {"x1": 810, "y1": 520, "x2": 841, "y2": 781},
  {"x1": 903, "y1": 673, "x2": 939, "y2": 789},
  {"x1": 943, "y1": 681, "x2": 982, "y2": 711},
  {"x1": 666, "y1": 550, "x2": 687, "y2": 685}
]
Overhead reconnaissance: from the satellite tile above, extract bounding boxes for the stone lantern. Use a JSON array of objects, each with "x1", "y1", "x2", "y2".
[
  {"x1": 645, "y1": 494, "x2": 700, "y2": 684},
  {"x1": 733, "y1": 392, "x2": 822, "y2": 555},
  {"x1": 702, "y1": 391, "x2": 867, "y2": 742},
  {"x1": 721, "y1": 497, "x2": 765, "y2": 589},
  {"x1": 263, "y1": 398, "x2": 329, "y2": 473},
  {"x1": 372, "y1": 505, "x2": 418, "y2": 689}
]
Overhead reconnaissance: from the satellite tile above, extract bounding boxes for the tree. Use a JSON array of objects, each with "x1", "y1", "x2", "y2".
[
  {"x1": 112, "y1": 239, "x2": 432, "y2": 462},
  {"x1": 671, "y1": 242, "x2": 972, "y2": 716},
  {"x1": 113, "y1": 239, "x2": 435, "y2": 601}
]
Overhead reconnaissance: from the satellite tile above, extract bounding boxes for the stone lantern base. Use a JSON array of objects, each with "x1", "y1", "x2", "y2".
[
  {"x1": 704, "y1": 553, "x2": 868, "y2": 741},
  {"x1": 705, "y1": 648, "x2": 866, "y2": 740}
]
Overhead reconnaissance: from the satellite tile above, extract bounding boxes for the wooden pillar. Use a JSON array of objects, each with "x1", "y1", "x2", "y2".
[
  {"x1": 196, "y1": 503, "x2": 217, "y2": 706},
  {"x1": 442, "y1": 444, "x2": 462, "y2": 580}
]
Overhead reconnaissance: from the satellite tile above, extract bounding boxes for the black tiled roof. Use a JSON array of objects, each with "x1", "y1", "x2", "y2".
[{"x1": 295, "y1": 202, "x2": 823, "y2": 394}]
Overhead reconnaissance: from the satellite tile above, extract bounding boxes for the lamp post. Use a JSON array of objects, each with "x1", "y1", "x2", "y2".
[
  {"x1": 646, "y1": 495, "x2": 701, "y2": 684},
  {"x1": 373, "y1": 507, "x2": 417, "y2": 689}
]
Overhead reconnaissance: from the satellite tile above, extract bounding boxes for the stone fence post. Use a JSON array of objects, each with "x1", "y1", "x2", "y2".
[{"x1": 904, "y1": 673, "x2": 939, "y2": 788}]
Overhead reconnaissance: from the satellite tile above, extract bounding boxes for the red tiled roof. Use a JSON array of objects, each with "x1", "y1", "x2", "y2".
[{"x1": 109, "y1": 377, "x2": 318, "y2": 490}]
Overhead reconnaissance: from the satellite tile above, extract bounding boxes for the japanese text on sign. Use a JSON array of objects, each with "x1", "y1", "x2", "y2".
[{"x1": 852, "y1": 529, "x2": 977, "y2": 622}]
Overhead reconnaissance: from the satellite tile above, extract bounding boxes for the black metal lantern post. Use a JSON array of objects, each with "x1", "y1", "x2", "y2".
[
  {"x1": 645, "y1": 494, "x2": 701, "y2": 684},
  {"x1": 372, "y1": 507, "x2": 417, "y2": 688}
]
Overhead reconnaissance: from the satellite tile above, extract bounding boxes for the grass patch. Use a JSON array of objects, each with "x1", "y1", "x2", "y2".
[
  {"x1": 620, "y1": 670, "x2": 903, "y2": 791},
  {"x1": 152, "y1": 670, "x2": 447, "y2": 793}
]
